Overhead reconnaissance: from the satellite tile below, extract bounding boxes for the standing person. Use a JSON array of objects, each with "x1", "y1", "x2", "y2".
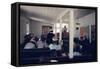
[
  {"x1": 46, "y1": 30, "x2": 55, "y2": 45},
  {"x1": 62, "y1": 26, "x2": 69, "y2": 54},
  {"x1": 62, "y1": 26, "x2": 69, "y2": 40},
  {"x1": 62, "y1": 26, "x2": 67, "y2": 32}
]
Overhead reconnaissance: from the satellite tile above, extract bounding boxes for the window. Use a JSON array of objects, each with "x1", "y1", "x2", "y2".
[
  {"x1": 26, "y1": 23, "x2": 30, "y2": 34},
  {"x1": 56, "y1": 23, "x2": 60, "y2": 33},
  {"x1": 54, "y1": 23, "x2": 69, "y2": 33}
]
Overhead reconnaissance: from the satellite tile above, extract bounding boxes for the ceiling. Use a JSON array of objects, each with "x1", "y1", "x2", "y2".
[{"x1": 20, "y1": 5, "x2": 94, "y2": 23}]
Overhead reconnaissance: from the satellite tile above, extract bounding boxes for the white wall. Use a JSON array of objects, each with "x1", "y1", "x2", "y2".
[
  {"x1": 20, "y1": 16, "x2": 54, "y2": 43},
  {"x1": 20, "y1": 16, "x2": 30, "y2": 43},
  {"x1": 78, "y1": 12, "x2": 95, "y2": 27},
  {"x1": 74, "y1": 12, "x2": 95, "y2": 38},
  {"x1": 30, "y1": 20, "x2": 53, "y2": 37}
]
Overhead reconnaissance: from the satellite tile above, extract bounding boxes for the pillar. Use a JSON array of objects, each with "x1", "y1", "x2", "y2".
[
  {"x1": 59, "y1": 19, "x2": 62, "y2": 42},
  {"x1": 69, "y1": 9, "x2": 75, "y2": 59}
]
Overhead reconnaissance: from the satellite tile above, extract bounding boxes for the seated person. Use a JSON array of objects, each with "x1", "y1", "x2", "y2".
[
  {"x1": 21, "y1": 33, "x2": 34, "y2": 49},
  {"x1": 37, "y1": 37, "x2": 46, "y2": 48},
  {"x1": 49, "y1": 35, "x2": 62, "y2": 57},
  {"x1": 24, "y1": 33, "x2": 37, "y2": 49},
  {"x1": 74, "y1": 37, "x2": 81, "y2": 52},
  {"x1": 49, "y1": 35, "x2": 61, "y2": 50},
  {"x1": 79, "y1": 35, "x2": 90, "y2": 55}
]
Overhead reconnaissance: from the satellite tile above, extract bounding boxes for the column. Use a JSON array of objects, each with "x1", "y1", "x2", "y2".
[
  {"x1": 69, "y1": 9, "x2": 75, "y2": 59},
  {"x1": 26, "y1": 22, "x2": 30, "y2": 35},
  {"x1": 59, "y1": 19, "x2": 62, "y2": 42},
  {"x1": 89, "y1": 25, "x2": 91, "y2": 43}
]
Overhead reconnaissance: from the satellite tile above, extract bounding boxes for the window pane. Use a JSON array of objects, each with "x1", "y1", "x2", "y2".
[
  {"x1": 26, "y1": 23, "x2": 30, "y2": 34},
  {"x1": 56, "y1": 23, "x2": 60, "y2": 28},
  {"x1": 56, "y1": 28, "x2": 60, "y2": 33},
  {"x1": 62, "y1": 23, "x2": 68, "y2": 28}
]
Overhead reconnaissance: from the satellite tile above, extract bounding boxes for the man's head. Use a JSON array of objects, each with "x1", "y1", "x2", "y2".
[{"x1": 64, "y1": 26, "x2": 66, "y2": 28}]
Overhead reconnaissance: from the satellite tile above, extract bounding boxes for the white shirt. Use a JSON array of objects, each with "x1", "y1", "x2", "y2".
[
  {"x1": 49, "y1": 44, "x2": 61, "y2": 50},
  {"x1": 37, "y1": 40, "x2": 45, "y2": 48},
  {"x1": 24, "y1": 42, "x2": 36, "y2": 49}
]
